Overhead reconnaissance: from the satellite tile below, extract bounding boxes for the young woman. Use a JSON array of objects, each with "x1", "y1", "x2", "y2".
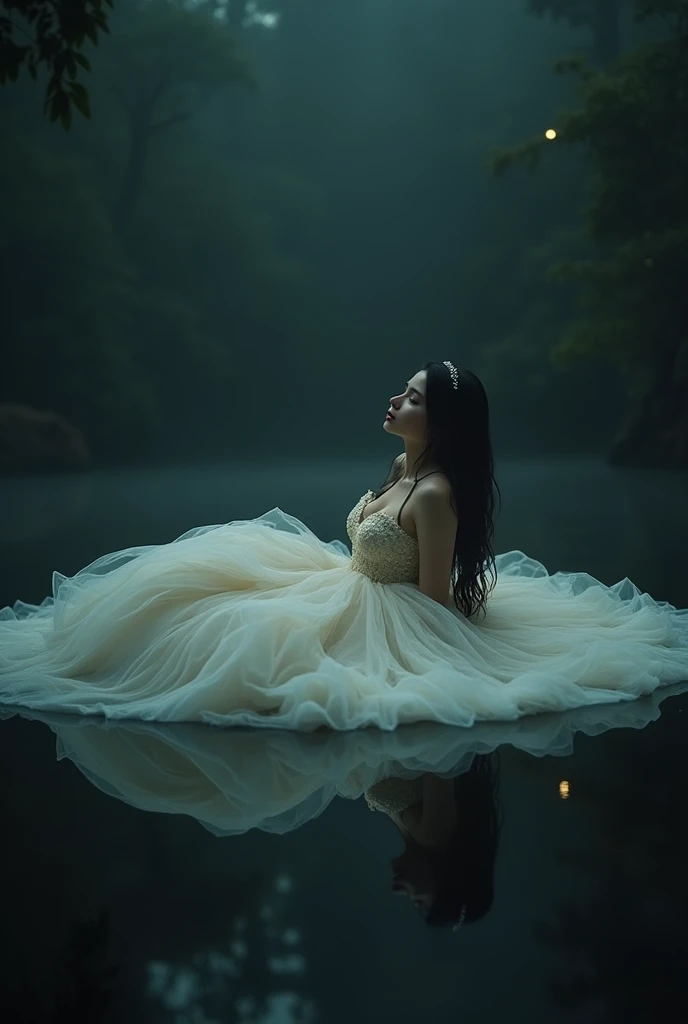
[{"x1": 0, "y1": 360, "x2": 686, "y2": 730}]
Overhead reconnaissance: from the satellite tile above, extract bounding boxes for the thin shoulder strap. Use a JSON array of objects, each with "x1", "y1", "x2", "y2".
[
  {"x1": 376, "y1": 455, "x2": 405, "y2": 498},
  {"x1": 396, "y1": 471, "x2": 443, "y2": 525}
]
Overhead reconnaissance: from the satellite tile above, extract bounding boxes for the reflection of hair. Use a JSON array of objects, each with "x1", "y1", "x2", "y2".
[
  {"x1": 421, "y1": 753, "x2": 502, "y2": 929},
  {"x1": 375, "y1": 362, "x2": 501, "y2": 620}
]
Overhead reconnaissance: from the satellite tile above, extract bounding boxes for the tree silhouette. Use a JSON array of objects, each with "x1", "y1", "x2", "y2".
[
  {"x1": 527, "y1": 0, "x2": 628, "y2": 65},
  {"x1": 493, "y1": 0, "x2": 688, "y2": 467},
  {"x1": 102, "y1": 0, "x2": 256, "y2": 223}
]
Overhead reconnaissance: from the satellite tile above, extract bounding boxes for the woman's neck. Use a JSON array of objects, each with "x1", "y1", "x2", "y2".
[{"x1": 400, "y1": 455, "x2": 442, "y2": 483}]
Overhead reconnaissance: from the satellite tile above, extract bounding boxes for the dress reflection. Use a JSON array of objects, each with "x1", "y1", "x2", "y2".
[
  {"x1": 3, "y1": 683, "x2": 685, "y2": 822},
  {"x1": 3, "y1": 683, "x2": 687, "y2": 939}
]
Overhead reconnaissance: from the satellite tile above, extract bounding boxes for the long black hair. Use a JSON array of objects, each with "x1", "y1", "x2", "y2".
[
  {"x1": 374, "y1": 361, "x2": 501, "y2": 620},
  {"x1": 422, "y1": 753, "x2": 502, "y2": 929}
]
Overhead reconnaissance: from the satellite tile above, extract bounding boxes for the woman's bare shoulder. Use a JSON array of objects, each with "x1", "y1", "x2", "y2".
[{"x1": 417, "y1": 468, "x2": 451, "y2": 494}]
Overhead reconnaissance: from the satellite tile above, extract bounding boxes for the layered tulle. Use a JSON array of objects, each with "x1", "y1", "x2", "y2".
[
  {"x1": 2, "y1": 682, "x2": 686, "y2": 834},
  {"x1": 0, "y1": 507, "x2": 687, "y2": 730}
]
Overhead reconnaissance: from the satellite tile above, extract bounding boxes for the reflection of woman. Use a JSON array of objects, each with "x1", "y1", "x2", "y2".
[
  {"x1": 366, "y1": 755, "x2": 501, "y2": 928},
  {"x1": 4, "y1": 687, "x2": 682, "y2": 838}
]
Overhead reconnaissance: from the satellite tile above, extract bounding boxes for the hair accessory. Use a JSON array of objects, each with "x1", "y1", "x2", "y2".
[
  {"x1": 442, "y1": 360, "x2": 459, "y2": 390},
  {"x1": 452, "y1": 904, "x2": 468, "y2": 931}
]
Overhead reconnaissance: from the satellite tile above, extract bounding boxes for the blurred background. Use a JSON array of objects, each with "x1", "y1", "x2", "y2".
[
  {"x1": 2, "y1": 9, "x2": 688, "y2": 1021},
  {"x1": 1, "y1": 0, "x2": 686, "y2": 474}
]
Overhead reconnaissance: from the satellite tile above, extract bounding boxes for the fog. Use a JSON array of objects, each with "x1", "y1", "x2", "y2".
[{"x1": 3, "y1": 0, "x2": 682, "y2": 470}]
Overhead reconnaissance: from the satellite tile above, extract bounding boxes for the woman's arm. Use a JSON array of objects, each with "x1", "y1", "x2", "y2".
[{"x1": 415, "y1": 480, "x2": 458, "y2": 606}]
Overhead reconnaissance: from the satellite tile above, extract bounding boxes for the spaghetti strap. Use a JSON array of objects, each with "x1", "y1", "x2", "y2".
[{"x1": 396, "y1": 471, "x2": 444, "y2": 525}]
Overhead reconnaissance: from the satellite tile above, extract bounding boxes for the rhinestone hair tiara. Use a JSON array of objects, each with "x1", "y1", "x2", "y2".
[
  {"x1": 443, "y1": 360, "x2": 459, "y2": 390},
  {"x1": 452, "y1": 904, "x2": 468, "y2": 931}
]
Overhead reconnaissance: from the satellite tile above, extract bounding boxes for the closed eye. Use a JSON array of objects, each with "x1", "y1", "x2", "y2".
[{"x1": 404, "y1": 382, "x2": 422, "y2": 404}]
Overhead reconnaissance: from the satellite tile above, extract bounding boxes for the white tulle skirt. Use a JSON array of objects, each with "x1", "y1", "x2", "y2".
[{"x1": 0, "y1": 508, "x2": 686, "y2": 731}]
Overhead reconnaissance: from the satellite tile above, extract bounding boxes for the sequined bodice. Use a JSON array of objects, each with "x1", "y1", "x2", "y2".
[
  {"x1": 364, "y1": 775, "x2": 424, "y2": 814},
  {"x1": 345, "y1": 490, "x2": 420, "y2": 585}
]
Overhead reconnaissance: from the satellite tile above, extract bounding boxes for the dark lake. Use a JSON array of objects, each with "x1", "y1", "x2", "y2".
[{"x1": 1, "y1": 457, "x2": 687, "y2": 1023}]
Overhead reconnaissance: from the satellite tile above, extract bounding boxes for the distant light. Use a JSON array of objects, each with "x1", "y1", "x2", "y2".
[
  {"x1": 545, "y1": 129, "x2": 557, "y2": 140},
  {"x1": 559, "y1": 780, "x2": 570, "y2": 799},
  {"x1": 244, "y1": 2, "x2": 281, "y2": 28},
  {"x1": 268, "y1": 954, "x2": 306, "y2": 975}
]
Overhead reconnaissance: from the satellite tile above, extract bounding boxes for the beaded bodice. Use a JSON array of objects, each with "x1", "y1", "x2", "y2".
[
  {"x1": 364, "y1": 775, "x2": 424, "y2": 814},
  {"x1": 345, "y1": 490, "x2": 420, "y2": 585}
]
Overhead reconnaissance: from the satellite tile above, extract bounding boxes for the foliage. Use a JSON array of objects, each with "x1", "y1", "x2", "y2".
[
  {"x1": 0, "y1": 125, "x2": 157, "y2": 453},
  {"x1": 0, "y1": 112, "x2": 248, "y2": 460},
  {"x1": 95, "y1": 1, "x2": 256, "y2": 223},
  {"x1": 104, "y1": 0, "x2": 256, "y2": 113},
  {"x1": 527, "y1": 0, "x2": 630, "y2": 27},
  {"x1": 0, "y1": 0, "x2": 112, "y2": 127},
  {"x1": 492, "y1": 0, "x2": 688, "y2": 396},
  {"x1": 527, "y1": 0, "x2": 630, "y2": 65},
  {"x1": 0, "y1": 0, "x2": 256, "y2": 129},
  {"x1": 0, "y1": 0, "x2": 318, "y2": 463}
]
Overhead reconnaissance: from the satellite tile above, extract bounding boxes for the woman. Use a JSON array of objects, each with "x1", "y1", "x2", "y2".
[
  {"x1": 366, "y1": 755, "x2": 502, "y2": 929},
  {"x1": 0, "y1": 360, "x2": 686, "y2": 730}
]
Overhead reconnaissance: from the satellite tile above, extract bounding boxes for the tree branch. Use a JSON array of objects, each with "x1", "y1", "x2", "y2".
[
  {"x1": 150, "y1": 110, "x2": 190, "y2": 135},
  {"x1": 109, "y1": 82, "x2": 136, "y2": 117},
  {"x1": 4, "y1": 17, "x2": 36, "y2": 45}
]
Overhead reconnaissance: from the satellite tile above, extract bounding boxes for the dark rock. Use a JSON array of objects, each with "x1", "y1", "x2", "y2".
[
  {"x1": 609, "y1": 342, "x2": 688, "y2": 469},
  {"x1": 0, "y1": 403, "x2": 92, "y2": 474}
]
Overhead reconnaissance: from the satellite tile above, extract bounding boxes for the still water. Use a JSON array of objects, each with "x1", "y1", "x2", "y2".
[{"x1": 1, "y1": 457, "x2": 687, "y2": 1023}]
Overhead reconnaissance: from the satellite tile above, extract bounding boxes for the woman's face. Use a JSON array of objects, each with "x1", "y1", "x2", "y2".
[
  {"x1": 384, "y1": 370, "x2": 428, "y2": 443},
  {"x1": 390, "y1": 851, "x2": 438, "y2": 912}
]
